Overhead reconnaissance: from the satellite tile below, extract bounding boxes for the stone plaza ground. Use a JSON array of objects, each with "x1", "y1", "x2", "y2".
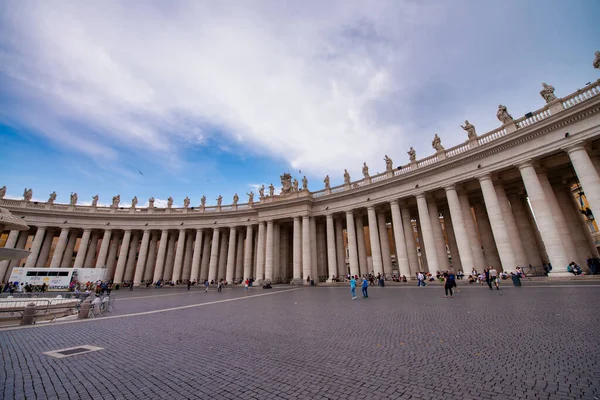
[{"x1": 1, "y1": 281, "x2": 599, "y2": 400}]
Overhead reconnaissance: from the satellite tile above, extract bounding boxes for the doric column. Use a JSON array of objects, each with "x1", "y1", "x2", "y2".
[
  {"x1": 208, "y1": 228, "x2": 220, "y2": 282},
  {"x1": 217, "y1": 230, "x2": 228, "y2": 280},
  {"x1": 114, "y1": 230, "x2": 132, "y2": 283},
  {"x1": 37, "y1": 230, "x2": 55, "y2": 268},
  {"x1": 172, "y1": 229, "x2": 187, "y2": 282},
  {"x1": 263, "y1": 221, "x2": 275, "y2": 281},
  {"x1": 0, "y1": 230, "x2": 20, "y2": 280},
  {"x1": 310, "y1": 217, "x2": 318, "y2": 281},
  {"x1": 25, "y1": 226, "x2": 47, "y2": 268},
  {"x1": 458, "y1": 191, "x2": 486, "y2": 269},
  {"x1": 508, "y1": 193, "x2": 543, "y2": 267},
  {"x1": 273, "y1": 224, "x2": 280, "y2": 280},
  {"x1": 473, "y1": 202, "x2": 501, "y2": 268},
  {"x1": 235, "y1": 230, "x2": 245, "y2": 281},
  {"x1": 444, "y1": 185, "x2": 474, "y2": 273},
  {"x1": 302, "y1": 216, "x2": 312, "y2": 281},
  {"x1": 415, "y1": 193, "x2": 440, "y2": 273},
  {"x1": 123, "y1": 232, "x2": 140, "y2": 282},
  {"x1": 566, "y1": 143, "x2": 600, "y2": 220},
  {"x1": 243, "y1": 225, "x2": 254, "y2": 280},
  {"x1": 316, "y1": 222, "x2": 327, "y2": 278},
  {"x1": 538, "y1": 171, "x2": 579, "y2": 265},
  {"x1": 377, "y1": 212, "x2": 393, "y2": 275},
  {"x1": 144, "y1": 232, "x2": 159, "y2": 282},
  {"x1": 279, "y1": 227, "x2": 289, "y2": 279},
  {"x1": 554, "y1": 185, "x2": 589, "y2": 268},
  {"x1": 293, "y1": 217, "x2": 302, "y2": 280},
  {"x1": 326, "y1": 215, "x2": 338, "y2": 281},
  {"x1": 105, "y1": 233, "x2": 120, "y2": 279},
  {"x1": 415, "y1": 217, "x2": 428, "y2": 271},
  {"x1": 345, "y1": 211, "x2": 359, "y2": 277},
  {"x1": 427, "y1": 198, "x2": 450, "y2": 271},
  {"x1": 163, "y1": 234, "x2": 177, "y2": 281},
  {"x1": 152, "y1": 230, "x2": 168, "y2": 282},
  {"x1": 94, "y1": 229, "x2": 113, "y2": 268},
  {"x1": 73, "y1": 229, "x2": 91, "y2": 269},
  {"x1": 401, "y1": 206, "x2": 420, "y2": 275},
  {"x1": 390, "y1": 201, "x2": 411, "y2": 278},
  {"x1": 50, "y1": 228, "x2": 70, "y2": 268},
  {"x1": 495, "y1": 184, "x2": 528, "y2": 267},
  {"x1": 366, "y1": 207, "x2": 383, "y2": 276},
  {"x1": 190, "y1": 229, "x2": 204, "y2": 283},
  {"x1": 8, "y1": 231, "x2": 28, "y2": 273},
  {"x1": 335, "y1": 218, "x2": 346, "y2": 277},
  {"x1": 84, "y1": 231, "x2": 100, "y2": 268},
  {"x1": 354, "y1": 215, "x2": 367, "y2": 276},
  {"x1": 200, "y1": 233, "x2": 212, "y2": 281},
  {"x1": 441, "y1": 209, "x2": 462, "y2": 271},
  {"x1": 256, "y1": 222, "x2": 266, "y2": 281},
  {"x1": 226, "y1": 226, "x2": 238, "y2": 282},
  {"x1": 62, "y1": 230, "x2": 78, "y2": 268},
  {"x1": 518, "y1": 162, "x2": 569, "y2": 275},
  {"x1": 182, "y1": 234, "x2": 194, "y2": 281},
  {"x1": 133, "y1": 230, "x2": 151, "y2": 285}
]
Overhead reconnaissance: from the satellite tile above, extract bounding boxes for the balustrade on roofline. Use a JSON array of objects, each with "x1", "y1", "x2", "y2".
[{"x1": 562, "y1": 80, "x2": 600, "y2": 109}]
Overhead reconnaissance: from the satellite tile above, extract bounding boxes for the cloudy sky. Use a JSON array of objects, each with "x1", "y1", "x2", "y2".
[{"x1": 1, "y1": 0, "x2": 599, "y2": 208}]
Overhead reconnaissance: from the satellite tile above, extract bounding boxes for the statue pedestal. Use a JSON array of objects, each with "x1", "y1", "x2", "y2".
[
  {"x1": 183, "y1": 208, "x2": 189, "y2": 213},
  {"x1": 364, "y1": 177, "x2": 371, "y2": 184},
  {"x1": 343, "y1": 183, "x2": 350, "y2": 191},
  {"x1": 386, "y1": 170, "x2": 394, "y2": 178},
  {"x1": 199, "y1": 206, "x2": 205, "y2": 213},
  {"x1": 505, "y1": 121, "x2": 518, "y2": 134},
  {"x1": 468, "y1": 137, "x2": 479, "y2": 148},
  {"x1": 324, "y1": 189, "x2": 332, "y2": 196},
  {"x1": 410, "y1": 161, "x2": 418, "y2": 170},
  {"x1": 147, "y1": 207, "x2": 153, "y2": 214},
  {"x1": 548, "y1": 99, "x2": 565, "y2": 115},
  {"x1": 231, "y1": 205, "x2": 238, "y2": 211},
  {"x1": 129, "y1": 207, "x2": 136, "y2": 214},
  {"x1": 436, "y1": 150, "x2": 446, "y2": 161}
]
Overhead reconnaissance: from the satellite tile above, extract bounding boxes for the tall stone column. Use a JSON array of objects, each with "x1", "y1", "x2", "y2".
[
  {"x1": 84, "y1": 231, "x2": 100, "y2": 268},
  {"x1": 566, "y1": 143, "x2": 600, "y2": 220},
  {"x1": 123, "y1": 232, "x2": 140, "y2": 282},
  {"x1": 279, "y1": 227, "x2": 289, "y2": 279},
  {"x1": 62, "y1": 231, "x2": 78, "y2": 268},
  {"x1": 523, "y1": 195, "x2": 549, "y2": 264},
  {"x1": 73, "y1": 229, "x2": 91, "y2": 269},
  {"x1": 554, "y1": 186, "x2": 590, "y2": 268},
  {"x1": 335, "y1": 218, "x2": 346, "y2": 277},
  {"x1": 401, "y1": 206, "x2": 420, "y2": 275},
  {"x1": 508, "y1": 193, "x2": 543, "y2": 267},
  {"x1": 427, "y1": 198, "x2": 450, "y2": 272},
  {"x1": 317, "y1": 223, "x2": 328, "y2": 278},
  {"x1": 310, "y1": 217, "x2": 318, "y2": 281},
  {"x1": 264, "y1": 222, "x2": 274, "y2": 281},
  {"x1": 235, "y1": 230, "x2": 245, "y2": 281},
  {"x1": 444, "y1": 185, "x2": 474, "y2": 273},
  {"x1": 473, "y1": 202, "x2": 501, "y2": 269},
  {"x1": 190, "y1": 229, "x2": 204, "y2": 283},
  {"x1": 37, "y1": 230, "x2": 55, "y2": 268},
  {"x1": 133, "y1": 230, "x2": 151, "y2": 285},
  {"x1": 326, "y1": 214, "x2": 338, "y2": 281},
  {"x1": 293, "y1": 217, "x2": 302, "y2": 281},
  {"x1": 105, "y1": 233, "x2": 120, "y2": 279},
  {"x1": 182, "y1": 234, "x2": 194, "y2": 281},
  {"x1": 243, "y1": 225, "x2": 254, "y2": 280},
  {"x1": 0, "y1": 230, "x2": 20, "y2": 279},
  {"x1": 538, "y1": 171, "x2": 579, "y2": 265},
  {"x1": 8, "y1": 231, "x2": 28, "y2": 273},
  {"x1": 114, "y1": 230, "x2": 131, "y2": 284},
  {"x1": 273, "y1": 224, "x2": 281, "y2": 280},
  {"x1": 163, "y1": 234, "x2": 177, "y2": 281},
  {"x1": 50, "y1": 228, "x2": 70, "y2": 268},
  {"x1": 256, "y1": 222, "x2": 266, "y2": 281},
  {"x1": 208, "y1": 228, "x2": 220, "y2": 282},
  {"x1": 441, "y1": 209, "x2": 462, "y2": 271},
  {"x1": 144, "y1": 232, "x2": 159, "y2": 282},
  {"x1": 415, "y1": 217, "x2": 428, "y2": 271},
  {"x1": 152, "y1": 230, "x2": 168, "y2": 283},
  {"x1": 345, "y1": 211, "x2": 359, "y2": 277},
  {"x1": 495, "y1": 184, "x2": 528, "y2": 267},
  {"x1": 217, "y1": 231, "x2": 228, "y2": 280},
  {"x1": 352, "y1": 216, "x2": 366, "y2": 276},
  {"x1": 25, "y1": 226, "x2": 47, "y2": 268},
  {"x1": 458, "y1": 191, "x2": 486, "y2": 269},
  {"x1": 226, "y1": 226, "x2": 238, "y2": 282},
  {"x1": 302, "y1": 216, "x2": 312, "y2": 281},
  {"x1": 390, "y1": 201, "x2": 411, "y2": 278},
  {"x1": 199, "y1": 233, "x2": 211, "y2": 281},
  {"x1": 95, "y1": 229, "x2": 113, "y2": 268},
  {"x1": 518, "y1": 162, "x2": 569, "y2": 275},
  {"x1": 416, "y1": 193, "x2": 440, "y2": 274},
  {"x1": 377, "y1": 213, "x2": 393, "y2": 275},
  {"x1": 172, "y1": 229, "x2": 187, "y2": 282},
  {"x1": 366, "y1": 207, "x2": 383, "y2": 276}
]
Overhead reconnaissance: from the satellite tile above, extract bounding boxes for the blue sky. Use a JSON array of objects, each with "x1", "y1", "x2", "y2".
[{"x1": 1, "y1": 0, "x2": 599, "y2": 208}]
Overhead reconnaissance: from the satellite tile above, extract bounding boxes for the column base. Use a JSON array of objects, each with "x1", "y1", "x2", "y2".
[
  {"x1": 547, "y1": 271, "x2": 573, "y2": 278},
  {"x1": 290, "y1": 278, "x2": 304, "y2": 286}
]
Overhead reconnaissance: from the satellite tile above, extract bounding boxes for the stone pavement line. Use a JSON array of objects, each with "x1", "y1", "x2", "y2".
[
  {"x1": 118, "y1": 285, "x2": 289, "y2": 301},
  {"x1": 0, "y1": 287, "x2": 301, "y2": 333}
]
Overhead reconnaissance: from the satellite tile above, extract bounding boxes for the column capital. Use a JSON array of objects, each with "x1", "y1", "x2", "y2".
[
  {"x1": 516, "y1": 160, "x2": 535, "y2": 171},
  {"x1": 389, "y1": 199, "x2": 399, "y2": 206},
  {"x1": 344, "y1": 210, "x2": 354, "y2": 216},
  {"x1": 476, "y1": 173, "x2": 492, "y2": 182},
  {"x1": 82, "y1": 228, "x2": 92, "y2": 233},
  {"x1": 562, "y1": 140, "x2": 588, "y2": 154},
  {"x1": 415, "y1": 192, "x2": 426, "y2": 200},
  {"x1": 367, "y1": 205, "x2": 376, "y2": 211}
]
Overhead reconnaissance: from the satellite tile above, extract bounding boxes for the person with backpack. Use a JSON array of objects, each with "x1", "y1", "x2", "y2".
[{"x1": 443, "y1": 271, "x2": 454, "y2": 298}]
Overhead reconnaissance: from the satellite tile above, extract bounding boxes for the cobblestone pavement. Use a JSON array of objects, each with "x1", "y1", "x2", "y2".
[{"x1": 1, "y1": 284, "x2": 599, "y2": 400}]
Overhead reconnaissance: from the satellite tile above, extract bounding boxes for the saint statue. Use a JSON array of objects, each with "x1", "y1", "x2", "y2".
[
  {"x1": 232, "y1": 193, "x2": 239, "y2": 205},
  {"x1": 408, "y1": 147, "x2": 416, "y2": 162},
  {"x1": 496, "y1": 104, "x2": 514, "y2": 124},
  {"x1": 48, "y1": 191, "x2": 57, "y2": 204},
  {"x1": 0, "y1": 185, "x2": 6, "y2": 199},
  {"x1": 324, "y1": 175, "x2": 330, "y2": 189},
  {"x1": 268, "y1": 184, "x2": 275, "y2": 197},
  {"x1": 167, "y1": 197, "x2": 173, "y2": 208},
  {"x1": 131, "y1": 196, "x2": 138, "y2": 208},
  {"x1": 593, "y1": 50, "x2": 600, "y2": 70},
  {"x1": 293, "y1": 179, "x2": 299, "y2": 192},
  {"x1": 112, "y1": 194, "x2": 120, "y2": 207},
  {"x1": 70, "y1": 192, "x2": 78, "y2": 206},
  {"x1": 343, "y1": 169, "x2": 351, "y2": 184},
  {"x1": 183, "y1": 197, "x2": 190, "y2": 208},
  {"x1": 23, "y1": 188, "x2": 32, "y2": 202},
  {"x1": 216, "y1": 195, "x2": 223, "y2": 206},
  {"x1": 432, "y1": 134, "x2": 444, "y2": 151},
  {"x1": 259, "y1": 185, "x2": 265, "y2": 199},
  {"x1": 384, "y1": 155, "x2": 393, "y2": 171},
  {"x1": 540, "y1": 83, "x2": 557, "y2": 103},
  {"x1": 200, "y1": 195, "x2": 206, "y2": 207},
  {"x1": 148, "y1": 197, "x2": 155, "y2": 208},
  {"x1": 246, "y1": 191, "x2": 254, "y2": 204},
  {"x1": 362, "y1": 162, "x2": 369, "y2": 178},
  {"x1": 461, "y1": 120, "x2": 477, "y2": 139},
  {"x1": 302, "y1": 176, "x2": 308, "y2": 190},
  {"x1": 92, "y1": 195, "x2": 99, "y2": 207}
]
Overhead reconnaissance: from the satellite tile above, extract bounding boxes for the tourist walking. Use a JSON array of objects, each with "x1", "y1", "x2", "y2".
[
  {"x1": 244, "y1": 279, "x2": 249, "y2": 293},
  {"x1": 484, "y1": 267, "x2": 492, "y2": 290},
  {"x1": 217, "y1": 279, "x2": 223, "y2": 293},
  {"x1": 350, "y1": 276, "x2": 357, "y2": 300},
  {"x1": 417, "y1": 271, "x2": 425, "y2": 287},
  {"x1": 489, "y1": 266, "x2": 499, "y2": 290},
  {"x1": 187, "y1": 280, "x2": 191, "y2": 290},
  {"x1": 204, "y1": 280, "x2": 209, "y2": 292},
  {"x1": 361, "y1": 277, "x2": 368, "y2": 298},
  {"x1": 443, "y1": 272, "x2": 453, "y2": 298}
]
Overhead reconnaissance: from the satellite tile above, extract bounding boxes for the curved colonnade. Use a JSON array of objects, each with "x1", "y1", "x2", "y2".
[{"x1": 2, "y1": 80, "x2": 600, "y2": 285}]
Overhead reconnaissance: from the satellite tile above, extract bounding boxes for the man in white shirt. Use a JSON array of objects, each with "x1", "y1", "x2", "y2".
[
  {"x1": 417, "y1": 272, "x2": 425, "y2": 287},
  {"x1": 489, "y1": 267, "x2": 499, "y2": 290}
]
